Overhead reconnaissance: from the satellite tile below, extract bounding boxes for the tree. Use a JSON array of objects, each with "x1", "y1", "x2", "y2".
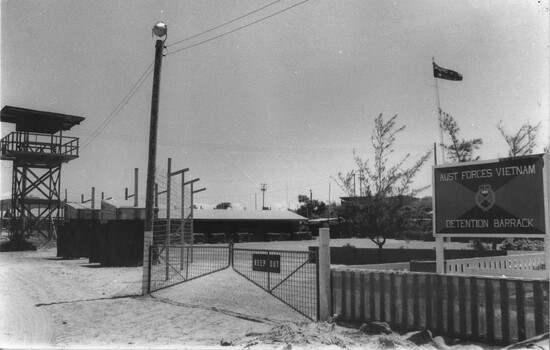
[
  {"x1": 337, "y1": 114, "x2": 431, "y2": 255},
  {"x1": 497, "y1": 120, "x2": 541, "y2": 157},
  {"x1": 441, "y1": 111, "x2": 482, "y2": 162},
  {"x1": 492, "y1": 120, "x2": 544, "y2": 250},
  {"x1": 215, "y1": 202, "x2": 232, "y2": 210},
  {"x1": 295, "y1": 195, "x2": 327, "y2": 219}
]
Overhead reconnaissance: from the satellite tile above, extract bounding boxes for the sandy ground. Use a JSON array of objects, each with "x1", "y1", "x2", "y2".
[{"x1": 0, "y1": 241, "x2": 547, "y2": 350}]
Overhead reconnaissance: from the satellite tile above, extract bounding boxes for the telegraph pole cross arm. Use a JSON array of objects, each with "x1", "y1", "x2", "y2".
[
  {"x1": 125, "y1": 168, "x2": 139, "y2": 207},
  {"x1": 170, "y1": 168, "x2": 189, "y2": 177},
  {"x1": 184, "y1": 178, "x2": 200, "y2": 186},
  {"x1": 81, "y1": 187, "x2": 96, "y2": 209},
  {"x1": 193, "y1": 187, "x2": 206, "y2": 194}
]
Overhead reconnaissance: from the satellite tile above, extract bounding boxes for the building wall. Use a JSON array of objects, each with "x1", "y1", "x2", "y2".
[{"x1": 194, "y1": 220, "x2": 301, "y2": 241}]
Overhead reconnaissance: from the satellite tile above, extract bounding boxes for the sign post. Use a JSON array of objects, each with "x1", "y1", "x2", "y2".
[{"x1": 543, "y1": 153, "x2": 550, "y2": 335}]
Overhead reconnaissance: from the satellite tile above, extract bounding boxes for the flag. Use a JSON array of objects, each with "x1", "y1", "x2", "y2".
[{"x1": 433, "y1": 62, "x2": 462, "y2": 81}]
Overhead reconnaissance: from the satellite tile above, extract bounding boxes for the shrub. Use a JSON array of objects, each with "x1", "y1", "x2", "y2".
[
  {"x1": 0, "y1": 237, "x2": 37, "y2": 252},
  {"x1": 500, "y1": 238, "x2": 544, "y2": 251}
]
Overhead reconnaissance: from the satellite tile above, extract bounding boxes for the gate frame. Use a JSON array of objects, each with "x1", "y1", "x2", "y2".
[
  {"x1": 232, "y1": 246, "x2": 320, "y2": 321},
  {"x1": 143, "y1": 229, "x2": 332, "y2": 322}
]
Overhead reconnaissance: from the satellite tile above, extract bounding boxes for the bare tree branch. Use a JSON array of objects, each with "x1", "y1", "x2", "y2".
[
  {"x1": 497, "y1": 119, "x2": 541, "y2": 157},
  {"x1": 441, "y1": 112, "x2": 483, "y2": 163}
]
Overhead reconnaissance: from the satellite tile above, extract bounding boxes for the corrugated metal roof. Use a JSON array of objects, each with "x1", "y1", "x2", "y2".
[
  {"x1": 192, "y1": 209, "x2": 306, "y2": 221},
  {"x1": 154, "y1": 208, "x2": 306, "y2": 221},
  {"x1": 65, "y1": 202, "x2": 99, "y2": 210},
  {"x1": 308, "y1": 217, "x2": 339, "y2": 223},
  {"x1": 66, "y1": 200, "x2": 306, "y2": 221},
  {"x1": 1, "y1": 105, "x2": 85, "y2": 133},
  {"x1": 101, "y1": 198, "x2": 144, "y2": 209}
]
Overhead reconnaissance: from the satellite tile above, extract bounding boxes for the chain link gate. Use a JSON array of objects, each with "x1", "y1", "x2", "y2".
[
  {"x1": 148, "y1": 244, "x2": 320, "y2": 321},
  {"x1": 232, "y1": 247, "x2": 319, "y2": 321},
  {"x1": 149, "y1": 244, "x2": 231, "y2": 292}
]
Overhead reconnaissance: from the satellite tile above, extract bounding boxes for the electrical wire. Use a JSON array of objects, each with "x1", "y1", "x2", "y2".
[
  {"x1": 165, "y1": 0, "x2": 312, "y2": 56},
  {"x1": 196, "y1": 180, "x2": 328, "y2": 200},
  {"x1": 73, "y1": 127, "x2": 459, "y2": 155},
  {"x1": 166, "y1": 0, "x2": 284, "y2": 49},
  {"x1": 78, "y1": 1, "x2": 311, "y2": 150},
  {"x1": 80, "y1": 61, "x2": 154, "y2": 150}
]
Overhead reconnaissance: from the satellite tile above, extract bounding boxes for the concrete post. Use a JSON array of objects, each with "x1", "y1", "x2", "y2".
[{"x1": 318, "y1": 228, "x2": 331, "y2": 321}]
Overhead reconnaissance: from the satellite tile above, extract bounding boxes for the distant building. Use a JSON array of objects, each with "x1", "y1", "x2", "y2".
[
  {"x1": 64, "y1": 202, "x2": 100, "y2": 220},
  {"x1": 192, "y1": 209, "x2": 307, "y2": 241},
  {"x1": 63, "y1": 198, "x2": 308, "y2": 242}
]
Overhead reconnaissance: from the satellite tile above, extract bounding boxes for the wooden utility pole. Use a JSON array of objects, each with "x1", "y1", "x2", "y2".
[
  {"x1": 143, "y1": 22, "x2": 167, "y2": 296},
  {"x1": 145, "y1": 24, "x2": 166, "y2": 232},
  {"x1": 260, "y1": 183, "x2": 267, "y2": 210}
]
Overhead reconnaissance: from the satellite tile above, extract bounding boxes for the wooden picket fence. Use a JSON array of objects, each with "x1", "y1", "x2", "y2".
[
  {"x1": 446, "y1": 253, "x2": 546, "y2": 278},
  {"x1": 332, "y1": 268, "x2": 548, "y2": 345}
]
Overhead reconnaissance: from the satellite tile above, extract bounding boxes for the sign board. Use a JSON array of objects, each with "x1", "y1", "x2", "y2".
[
  {"x1": 252, "y1": 253, "x2": 281, "y2": 273},
  {"x1": 433, "y1": 154, "x2": 546, "y2": 236}
]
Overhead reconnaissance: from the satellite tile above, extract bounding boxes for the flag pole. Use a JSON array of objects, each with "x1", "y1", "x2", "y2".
[
  {"x1": 433, "y1": 57, "x2": 447, "y2": 271},
  {"x1": 433, "y1": 57, "x2": 446, "y2": 164}
]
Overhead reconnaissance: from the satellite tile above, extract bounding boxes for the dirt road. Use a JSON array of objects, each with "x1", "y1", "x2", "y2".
[
  {"x1": 0, "y1": 248, "x2": 310, "y2": 348},
  {"x1": 1, "y1": 245, "x2": 520, "y2": 350}
]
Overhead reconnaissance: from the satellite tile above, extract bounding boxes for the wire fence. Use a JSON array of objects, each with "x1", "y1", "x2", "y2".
[
  {"x1": 152, "y1": 166, "x2": 194, "y2": 246},
  {"x1": 149, "y1": 244, "x2": 231, "y2": 292},
  {"x1": 148, "y1": 244, "x2": 320, "y2": 321},
  {"x1": 233, "y1": 248, "x2": 319, "y2": 321}
]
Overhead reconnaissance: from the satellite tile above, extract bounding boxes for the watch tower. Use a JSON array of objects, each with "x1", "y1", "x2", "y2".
[{"x1": 0, "y1": 106, "x2": 84, "y2": 241}]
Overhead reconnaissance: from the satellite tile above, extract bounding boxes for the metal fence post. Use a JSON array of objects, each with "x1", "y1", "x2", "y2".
[
  {"x1": 318, "y1": 228, "x2": 331, "y2": 321},
  {"x1": 184, "y1": 172, "x2": 189, "y2": 270},
  {"x1": 165, "y1": 158, "x2": 171, "y2": 280},
  {"x1": 185, "y1": 245, "x2": 189, "y2": 280},
  {"x1": 190, "y1": 182, "x2": 194, "y2": 263},
  {"x1": 267, "y1": 250, "x2": 271, "y2": 292}
]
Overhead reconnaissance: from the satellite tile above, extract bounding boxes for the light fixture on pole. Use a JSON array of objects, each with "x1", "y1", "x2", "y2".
[{"x1": 152, "y1": 21, "x2": 167, "y2": 39}]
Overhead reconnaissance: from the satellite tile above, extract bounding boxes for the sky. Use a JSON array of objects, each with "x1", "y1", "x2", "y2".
[{"x1": 1, "y1": 0, "x2": 549, "y2": 211}]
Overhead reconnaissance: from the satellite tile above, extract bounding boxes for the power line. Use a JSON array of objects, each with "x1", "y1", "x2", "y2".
[
  {"x1": 166, "y1": 0, "x2": 284, "y2": 49},
  {"x1": 78, "y1": 1, "x2": 311, "y2": 150},
  {"x1": 80, "y1": 61, "x2": 154, "y2": 150},
  {"x1": 76, "y1": 126, "x2": 504, "y2": 155},
  {"x1": 166, "y1": 0, "x2": 312, "y2": 57},
  {"x1": 197, "y1": 180, "x2": 328, "y2": 200},
  {"x1": 73, "y1": 128, "x2": 454, "y2": 155}
]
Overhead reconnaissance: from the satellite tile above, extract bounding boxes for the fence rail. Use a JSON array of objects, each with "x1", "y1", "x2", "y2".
[
  {"x1": 332, "y1": 268, "x2": 548, "y2": 345},
  {"x1": 1, "y1": 131, "x2": 79, "y2": 157},
  {"x1": 446, "y1": 253, "x2": 546, "y2": 278}
]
